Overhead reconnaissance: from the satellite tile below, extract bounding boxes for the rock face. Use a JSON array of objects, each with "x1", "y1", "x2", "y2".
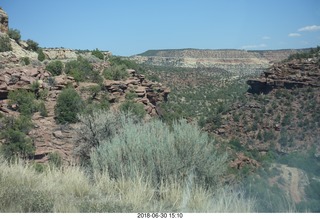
[
  {"x1": 206, "y1": 53, "x2": 320, "y2": 159},
  {"x1": 247, "y1": 57, "x2": 320, "y2": 94},
  {"x1": 103, "y1": 69, "x2": 170, "y2": 117},
  {"x1": 0, "y1": 61, "x2": 169, "y2": 164},
  {"x1": 130, "y1": 49, "x2": 308, "y2": 76},
  {"x1": 0, "y1": 7, "x2": 8, "y2": 33}
]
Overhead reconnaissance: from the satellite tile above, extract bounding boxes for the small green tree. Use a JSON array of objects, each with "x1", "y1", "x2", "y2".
[
  {"x1": 65, "y1": 56, "x2": 102, "y2": 82},
  {"x1": 91, "y1": 48, "x2": 104, "y2": 60},
  {"x1": 0, "y1": 115, "x2": 35, "y2": 160},
  {"x1": 26, "y1": 39, "x2": 39, "y2": 51},
  {"x1": 46, "y1": 60, "x2": 63, "y2": 76},
  {"x1": 55, "y1": 88, "x2": 84, "y2": 124},
  {"x1": 8, "y1": 28, "x2": 21, "y2": 43},
  {"x1": 8, "y1": 89, "x2": 37, "y2": 117},
  {"x1": 0, "y1": 35, "x2": 12, "y2": 52},
  {"x1": 1, "y1": 129, "x2": 35, "y2": 159},
  {"x1": 37, "y1": 48, "x2": 45, "y2": 61}
]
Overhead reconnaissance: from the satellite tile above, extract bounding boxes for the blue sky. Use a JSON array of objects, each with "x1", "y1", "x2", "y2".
[{"x1": 1, "y1": 0, "x2": 320, "y2": 56}]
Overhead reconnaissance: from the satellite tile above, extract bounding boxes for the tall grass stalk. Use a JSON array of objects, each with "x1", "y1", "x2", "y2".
[{"x1": 0, "y1": 156, "x2": 255, "y2": 212}]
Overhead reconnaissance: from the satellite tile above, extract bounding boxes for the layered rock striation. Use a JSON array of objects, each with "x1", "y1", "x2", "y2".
[{"x1": 247, "y1": 57, "x2": 320, "y2": 94}]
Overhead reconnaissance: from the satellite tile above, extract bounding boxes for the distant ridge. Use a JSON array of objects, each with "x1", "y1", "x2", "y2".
[{"x1": 137, "y1": 48, "x2": 310, "y2": 58}]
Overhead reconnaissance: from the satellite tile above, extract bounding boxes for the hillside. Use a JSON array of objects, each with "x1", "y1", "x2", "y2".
[
  {"x1": 1, "y1": 6, "x2": 320, "y2": 213},
  {"x1": 137, "y1": 48, "x2": 307, "y2": 61}
]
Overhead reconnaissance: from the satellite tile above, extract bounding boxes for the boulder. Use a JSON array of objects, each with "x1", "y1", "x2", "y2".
[
  {"x1": 53, "y1": 130, "x2": 63, "y2": 139},
  {"x1": 124, "y1": 79, "x2": 139, "y2": 85}
]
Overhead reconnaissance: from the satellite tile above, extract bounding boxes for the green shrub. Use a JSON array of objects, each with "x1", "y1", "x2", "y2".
[
  {"x1": 38, "y1": 88, "x2": 49, "y2": 101},
  {"x1": 38, "y1": 101, "x2": 48, "y2": 117},
  {"x1": 30, "y1": 81, "x2": 40, "y2": 94},
  {"x1": 206, "y1": 113, "x2": 222, "y2": 130},
  {"x1": 8, "y1": 28, "x2": 21, "y2": 42},
  {"x1": 0, "y1": 129, "x2": 35, "y2": 159},
  {"x1": 229, "y1": 138, "x2": 243, "y2": 151},
  {"x1": 37, "y1": 48, "x2": 45, "y2": 61},
  {"x1": 103, "y1": 64, "x2": 128, "y2": 80},
  {"x1": 91, "y1": 48, "x2": 104, "y2": 60},
  {"x1": 65, "y1": 56, "x2": 102, "y2": 83},
  {"x1": 32, "y1": 162, "x2": 47, "y2": 173},
  {"x1": 54, "y1": 88, "x2": 84, "y2": 124},
  {"x1": 119, "y1": 100, "x2": 146, "y2": 119},
  {"x1": 26, "y1": 39, "x2": 39, "y2": 51},
  {"x1": 45, "y1": 60, "x2": 63, "y2": 76},
  {"x1": 91, "y1": 114, "x2": 228, "y2": 189},
  {"x1": 20, "y1": 57, "x2": 30, "y2": 65},
  {"x1": 0, "y1": 115, "x2": 35, "y2": 160},
  {"x1": 0, "y1": 35, "x2": 12, "y2": 52},
  {"x1": 125, "y1": 91, "x2": 138, "y2": 100},
  {"x1": 8, "y1": 89, "x2": 37, "y2": 117},
  {"x1": 47, "y1": 77, "x2": 56, "y2": 87},
  {"x1": 48, "y1": 152, "x2": 62, "y2": 168},
  {"x1": 146, "y1": 74, "x2": 160, "y2": 82},
  {"x1": 0, "y1": 115, "x2": 33, "y2": 134}
]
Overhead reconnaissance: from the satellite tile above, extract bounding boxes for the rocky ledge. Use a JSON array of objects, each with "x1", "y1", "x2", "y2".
[{"x1": 247, "y1": 57, "x2": 320, "y2": 94}]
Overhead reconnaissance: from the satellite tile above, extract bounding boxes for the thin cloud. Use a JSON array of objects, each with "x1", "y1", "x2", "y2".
[
  {"x1": 288, "y1": 33, "x2": 301, "y2": 37},
  {"x1": 241, "y1": 44, "x2": 267, "y2": 50},
  {"x1": 262, "y1": 36, "x2": 271, "y2": 40},
  {"x1": 298, "y1": 25, "x2": 320, "y2": 32}
]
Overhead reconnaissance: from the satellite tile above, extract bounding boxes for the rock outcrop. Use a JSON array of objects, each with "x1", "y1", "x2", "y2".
[
  {"x1": 0, "y1": 61, "x2": 170, "y2": 164},
  {"x1": 247, "y1": 57, "x2": 320, "y2": 94},
  {"x1": 0, "y1": 7, "x2": 8, "y2": 33}
]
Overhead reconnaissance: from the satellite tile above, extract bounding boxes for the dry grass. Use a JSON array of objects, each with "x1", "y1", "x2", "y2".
[{"x1": 0, "y1": 157, "x2": 255, "y2": 213}]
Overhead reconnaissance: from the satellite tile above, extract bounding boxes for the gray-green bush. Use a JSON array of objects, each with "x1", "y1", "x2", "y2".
[{"x1": 90, "y1": 111, "x2": 228, "y2": 189}]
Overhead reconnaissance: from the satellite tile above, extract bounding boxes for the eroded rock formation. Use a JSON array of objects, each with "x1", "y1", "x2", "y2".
[
  {"x1": 0, "y1": 7, "x2": 8, "y2": 33},
  {"x1": 247, "y1": 57, "x2": 320, "y2": 94}
]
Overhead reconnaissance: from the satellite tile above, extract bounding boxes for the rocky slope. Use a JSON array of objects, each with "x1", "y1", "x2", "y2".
[
  {"x1": 206, "y1": 52, "x2": 320, "y2": 157},
  {"x1": 0, "y1": 63, "x2": 169, "y2": 164}
]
